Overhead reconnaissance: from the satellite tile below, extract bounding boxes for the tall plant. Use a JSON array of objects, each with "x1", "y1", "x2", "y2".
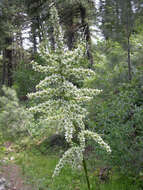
[{"x1": 28, "y1": 5, "x2": 111, "y2": 190}]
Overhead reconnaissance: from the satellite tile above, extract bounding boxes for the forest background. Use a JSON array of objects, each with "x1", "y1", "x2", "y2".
[{"x1": 0, "y1": 0, "x2": 143, "y2": 190}]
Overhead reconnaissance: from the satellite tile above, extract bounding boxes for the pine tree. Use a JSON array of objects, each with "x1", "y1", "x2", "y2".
[
  {"x1": 57, "y1": 0, "x2": 95, "y2": 67},
  {"x1": 28, "y1": 5, "x2": 111, "y2": 188},
  {"x1": 99, "y1": 0, "x2": 143, "y2": 81},
  {"x1": 0, "y1": 0, "x2": 26, "y2": 86}
]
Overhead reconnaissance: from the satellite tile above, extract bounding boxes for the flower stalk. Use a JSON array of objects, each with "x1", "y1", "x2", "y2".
[{"x1": 83, "y1": 157, "x2": 91, "y2": 190}]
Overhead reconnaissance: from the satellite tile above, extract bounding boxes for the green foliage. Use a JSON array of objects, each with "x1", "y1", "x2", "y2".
[
  {"x1": 0, "y1": 55, "x2": 3, "y2": 83},
  {"x1": 98, "y1": 0, "x2": 143, "y2": 43},
  {"x1": 0, "y1": 86, "x2": 33, "y2": 140},
  {"x1": 13, "y1": 150, "x2": 139, "y2": 190},
  {"x1": 88, "y1": 82, "x2": 143, "y2": 175},
  {"x1": 131, "y1": 33, "x2": 143, "y2": 81},
  {"x1": 13, "y1": 58, "x2": 44, "y2": 98},
  {"x1": 90, "y1": 40, "x2": 129, "y2": 91},
  {"x1": 16, "y1": 151, "x2": 86, "y2": 190},
  {"x1": 1, "y1": 0, "x2": 143, "y2": 187}
]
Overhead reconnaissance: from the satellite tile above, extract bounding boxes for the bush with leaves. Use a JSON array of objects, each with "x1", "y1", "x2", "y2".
[
  {"x1": 88, "y1": 82, "x2": 143, "y2": 176},
  {"x1": 0, "y1": 86, "x2": 33, "y2": 140},
  {"x1": 13, "y1": 58, "x2": 44, "y2": 99},
  {"x1": 89, "y1": 40, "x2": 130, "y2": 94}
]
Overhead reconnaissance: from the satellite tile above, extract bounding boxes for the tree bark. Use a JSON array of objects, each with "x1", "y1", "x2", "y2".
[
  {"x1": 79, "y1": 4, "x2": 94, "y2": 68},
  {"x1": 5, "y1": 37, "x2": 13, "y2": 87},
  {"x1": 49, "y1": 26, "x2": 55, "y2": 50},
  {"x1": 127, "y1": 34, "x2": 131, "y2": 81},
  {"x1": 2, "y1": 50, "x2": 6, "y2": 85},
  {"x1": 36, "y1": 16, "x2": 42, "y2": 43},
  {"x1": 84, "y1": 24, "x2": 94, "y2": 68},
  {"x1": 31, "y1": 24, "x2": 37, "y2": 54},
  {"x1": 126, "y1": 3, "x2": 132, "y2": 81},
  {"x1": 66, "y1": 14, "x2": 74, "y2": 50}
]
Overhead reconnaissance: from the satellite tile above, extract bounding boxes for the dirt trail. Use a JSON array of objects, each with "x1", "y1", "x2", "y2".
[
  {"x1": 0, "y1": 142, "x2": 33, "y2": 190},
  {"x1": 0, "y1": 163, "x2": 32, "y2": 190}
]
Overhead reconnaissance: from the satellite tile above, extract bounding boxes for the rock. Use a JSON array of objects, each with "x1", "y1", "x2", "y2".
[
  {"x1": 0, "y1": 178, "x2": 6, "y2": 185},
  {"x1": 0, "y1": 184, "x2": 5, "y2": 190},
  {"x1": 0, "y1": 178, "x2": 6, "y2": 190},
  {"x1": 0, "y1": 177, "x2": 11, "y2": 190}
]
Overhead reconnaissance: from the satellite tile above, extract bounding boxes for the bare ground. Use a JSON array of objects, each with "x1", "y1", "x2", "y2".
[
  {"x1": 0, "y1": 163, "x2": 32, "y2": 190},
  {"x1": 0, "y1": 142, "x2": 33, "y2": 190}
]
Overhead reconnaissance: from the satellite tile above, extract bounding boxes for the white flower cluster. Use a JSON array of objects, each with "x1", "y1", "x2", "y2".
[
  {"x1": 78, "y1": 130, "x2": 112, "y2": 153},
  {"x1": 52, "y1": 146, "x2": 83, "y2": 177},
  {"x1": 28, "y1": 5, "x2": 111, "y2": 178}
]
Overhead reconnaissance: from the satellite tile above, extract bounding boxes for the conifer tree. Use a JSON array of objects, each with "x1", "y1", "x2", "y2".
[
  {"x1": 28, "y1": 5, "x2": 111, "y2": 189},
  {"x1": 0, "y1": 0, "x2": 26, "y2": 86}
]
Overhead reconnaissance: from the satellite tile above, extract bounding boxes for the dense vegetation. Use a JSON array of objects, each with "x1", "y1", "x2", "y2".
[{"x1": 0, "y1": 0, "x2": 143, "y2": 189}]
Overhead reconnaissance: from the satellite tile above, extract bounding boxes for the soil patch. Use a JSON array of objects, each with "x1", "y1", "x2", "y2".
[{"x1": 0, "y1": 163, "x2": 32, "y2": 190}]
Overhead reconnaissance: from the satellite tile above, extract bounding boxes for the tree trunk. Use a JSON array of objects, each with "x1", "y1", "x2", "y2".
[
  {"x1": 84, "y1": 25, "x2": 94, "y2": 68},
  {"x1": 36, "y1": 16, "x2": 42, "y2": 43},
  {"x1": 31, "y1": 24, "x2": 37, "y2": 54},
  {"x1": 2, "y1": 50, "x2": 6, "y2": 85},
  {"x1": 79, "y1": 4, "x2": 94, "y2": 68},
  {"x1": 66, "y1": 14, "x2": 74, "y2": 50},
  {"x1": 49, "y1": 26, "x2": 55, "y2": 50},
  {"x1": 126, "y1": 4, "x2": 132, "y2": 81},
  {"x1": 33, "y1": 32, "x2": 37, "y2": 54},
  {"x1": 127, "y1": 34, "x2": 131, "y2": 81},
  {"x1": 5, "y1": 37, "x2": 13, "y2": 87}
]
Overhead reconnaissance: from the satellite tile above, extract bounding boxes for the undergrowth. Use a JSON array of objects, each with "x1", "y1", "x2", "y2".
[
  {"x1": 0, "y1": 134, "x2": 141, "y2": 190},
  {"x1": 2, "y1": 144, "x2": 139, "y2": 190}
]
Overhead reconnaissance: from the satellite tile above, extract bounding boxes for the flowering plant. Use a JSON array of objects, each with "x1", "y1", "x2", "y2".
[{"x1": 28, "y1": 5, "x2": 111, "y2": 189}]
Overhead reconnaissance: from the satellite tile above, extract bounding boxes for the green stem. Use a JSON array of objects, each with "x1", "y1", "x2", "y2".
[{"x1": 82, "y1": 157, "x2": 91, "y2": 190}]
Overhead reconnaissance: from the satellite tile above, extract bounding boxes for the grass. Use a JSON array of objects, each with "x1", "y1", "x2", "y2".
[
  {"x1": 13, "y1": 148, "x2": 140, "y2": 190},
  {"x1": 0, "y1": 138, "x2": 141, "y2": 190},
  {"x1": 15, "y1": 150, "x2": 88, "y2": 190}
]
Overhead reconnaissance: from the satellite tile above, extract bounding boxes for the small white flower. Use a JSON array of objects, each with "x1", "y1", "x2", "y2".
[{"x1": 28, "y1": 5, "x2": 111, "y2": 178}]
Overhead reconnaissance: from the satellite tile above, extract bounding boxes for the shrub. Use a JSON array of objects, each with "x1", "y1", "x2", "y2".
[
  {"x1": 13, "y1": 58, "x2": 44, "y2": 98},
  {"x1": 88, "y1": 82, "x2": 143, "y2": 176},
  {"x1": 0, "y1": 86, "x2": 33, "y2": 140}
]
